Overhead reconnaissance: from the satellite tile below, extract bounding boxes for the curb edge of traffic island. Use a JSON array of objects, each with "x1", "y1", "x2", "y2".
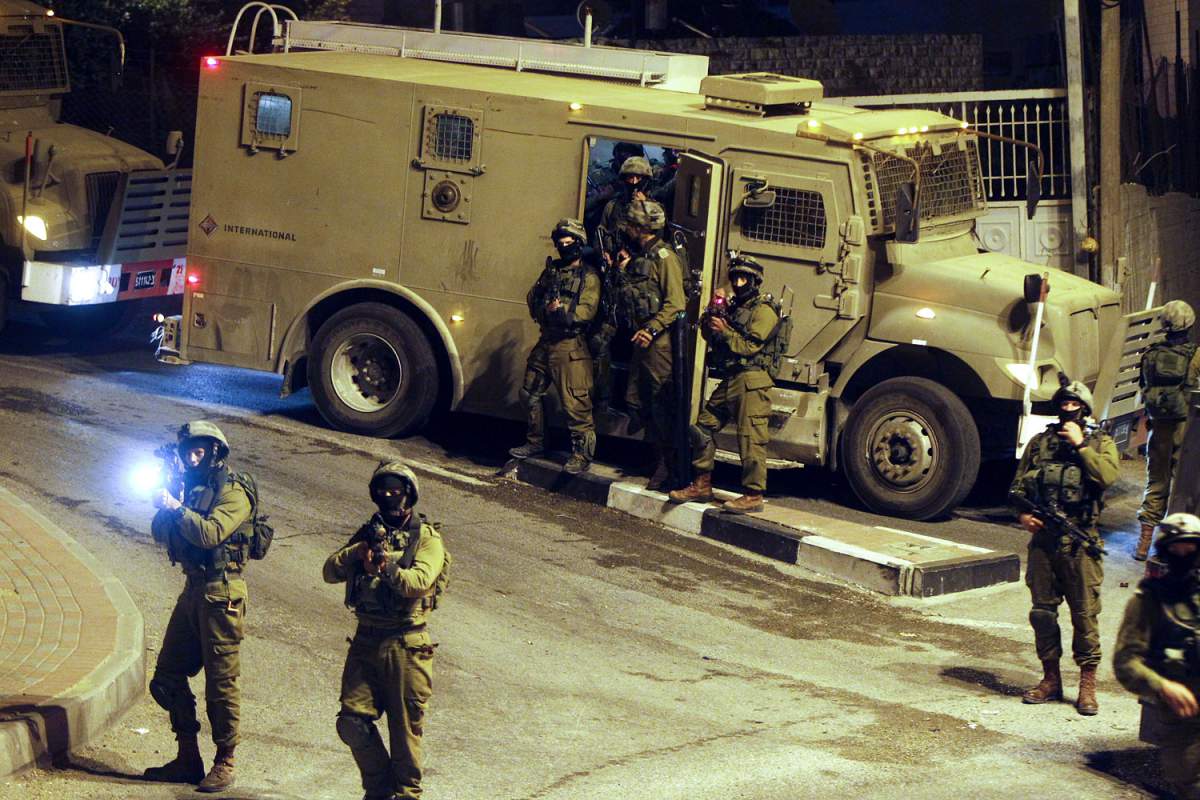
[
  {"x1": 0, "y1": 484, "x2": 146, "y2": 778},
  {"x1": 513, "y1": 457, "x2": 1020, "y2": 597}
]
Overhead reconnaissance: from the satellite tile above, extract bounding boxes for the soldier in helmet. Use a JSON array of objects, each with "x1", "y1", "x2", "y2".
[
  {"x1": 145, "y1": 421, "x2": 253, "y2": 792},
  {"x1": 1115, "y1": 512, "x2": 1200, "y2": 798},
  {"x1": 670, "y1": 253, "x2": 779, "y2": 514},
  {"x1": 585, "y1": 142, "x2": 645, "y2": 230},
  {"x1": 1010, "y1": 377, "x2": 1119, "y2": 716},
  {"x1": 1135, "y1": 300, "x2": 1200, "y2": 560},
  {"x1": 599, "y1": 155, "x2": 654, "y2": 235},
  {"x1": 324, "y1": 461, "x2": 447, "y2": 800},
  {"x1": 508, "y1": 217, "x2": 600, "y2": 474},
  {"x1": 614, "y1": 199, "x2": 687, "y2": 490}
]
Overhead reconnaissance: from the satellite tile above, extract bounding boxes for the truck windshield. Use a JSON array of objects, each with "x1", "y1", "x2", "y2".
[
  {"x1": 0, "y1": 23, "x2": 68, "y2": 93},
  {"x1": 871, "y1": 136, "x2": 986, "y2": 228}
]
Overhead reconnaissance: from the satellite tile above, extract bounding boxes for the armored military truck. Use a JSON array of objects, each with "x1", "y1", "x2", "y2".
[
  {"x1": 0, "y1": 0, "x2": 190, "y2": 334},
  {"x1": 158, "y1": 18, "x2": 1141, "y2": 520}
]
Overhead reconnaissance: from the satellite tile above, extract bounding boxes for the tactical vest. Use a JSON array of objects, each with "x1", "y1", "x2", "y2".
[
  {"x1": 1025, "y1": 426, "x2": 1107, "y2": 524},
  {"x1": 171, "y1": 467, "x2": 252, "y2": 577},
  {"x1": 616, "y1": 242, "x2": 667, "y2": 329},
  {"x1": 708, "y1": 294, "x2": 781, "y2": 378},
  {"x1": 1143, "y1": 341, "x2": 1197, "y2": 421},
  {"x1": 529, "y1": 258, "x2": 593, "y2": 340},
  {"x1": 1142, "y1": 578, "x2": 1200, "y2": 683},
  {"x1": 345, "y1": 513, "x2": 447, "y2": 619}
]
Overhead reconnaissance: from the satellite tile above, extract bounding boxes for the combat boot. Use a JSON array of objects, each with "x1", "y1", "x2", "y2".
[
  {"x1": 197, "y1": 745, "x2": 235, "y2": 793},
  {"x1": 668, "y1": 473, "x2": 714, "y2": 504},
  {"x1": 143, "y1": 735, "x2": 205, "y2": 784},
  {"x1": 1076, "y1": 666, "x2": 1099, "y2": 716},
  {"x1": 508, "y1": 441, "x2": 544, "y2": 459},
  {"x1": 1021, "y1": 660, "x2": 1063, "y2": 704},
  {"x1": 1134, "y1": 522, "x2": 1155, "y2": 561},
  {"x1": 723, "y1": 493, "x2": 764, "y2": 514},
  {"x1": 646, "y1": 459, "x2": 671, "y2": 492}
]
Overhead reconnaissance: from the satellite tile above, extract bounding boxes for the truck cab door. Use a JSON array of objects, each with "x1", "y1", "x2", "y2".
[{"x1": 671, "y1": 152, "x2": 726, "y2": 422}]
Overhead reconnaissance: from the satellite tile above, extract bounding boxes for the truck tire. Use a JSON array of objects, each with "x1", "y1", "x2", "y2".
[
  {"x1": 308, "y1": 302, "x2": 439, "y2": 437},
  {"x1": 840, "y1": 376, "x2": 980, "y2": 520}
]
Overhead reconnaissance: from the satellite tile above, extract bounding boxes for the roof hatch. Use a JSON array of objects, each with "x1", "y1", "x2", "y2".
[{"x1": 701, "y1": 73, "x2": 823, "y2": 116}]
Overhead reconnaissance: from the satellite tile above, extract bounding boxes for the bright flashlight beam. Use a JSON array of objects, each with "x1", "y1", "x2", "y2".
[{"x1": 129, "y1": 461, "x2": 163, "y2": 495}]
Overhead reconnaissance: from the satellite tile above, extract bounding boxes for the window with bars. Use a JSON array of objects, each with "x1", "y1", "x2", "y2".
[
  {"x1": 430, "y1": 113, "x2": 474, "y2": 163},
  {"x1": 253, "y1": 93, "x2": 292, "y2": 138},
  {"x1": 0, "y1": 28, "x2": 68, "y2": 93},
  {"x1": 741, "y1": 187, "x2": 827, "y2": 249}
]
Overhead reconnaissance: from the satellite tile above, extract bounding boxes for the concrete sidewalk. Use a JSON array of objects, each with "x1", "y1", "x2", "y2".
[
  {"x1": 0, "y1": 485, "x2": 144, "y2": 777},
  {"x1": 512, "y1": 456, "x2": 1020, "y2": 597}
]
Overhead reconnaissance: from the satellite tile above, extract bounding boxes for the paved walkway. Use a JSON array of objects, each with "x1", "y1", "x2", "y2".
[{"x1": 0, "y1": 485, "x2": 143, "y2": 777}]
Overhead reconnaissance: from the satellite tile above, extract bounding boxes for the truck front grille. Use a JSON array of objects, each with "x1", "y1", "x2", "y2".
[
  {"x1": 85, "y1": 171, "x2": 121, "y2": 247},
  {"x1": 873, "y1": 138, "x2": 985, "y2": 228}
]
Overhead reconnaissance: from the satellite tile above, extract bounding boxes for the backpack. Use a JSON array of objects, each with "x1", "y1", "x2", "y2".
[
  {"x1": 228, "y1": 471, "x2": 274, "y2": 560},
  {"x1": 758, "y1": 295, "x2": 793, "y2": 381},
  {"x1": 1142, "y1": 342, "x2": 1197, "y2": 420}
]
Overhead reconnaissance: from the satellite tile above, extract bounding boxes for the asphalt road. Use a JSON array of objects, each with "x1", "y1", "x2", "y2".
[{"x1": 0, "y1": 312, "x2": 1169, "y2": 799}]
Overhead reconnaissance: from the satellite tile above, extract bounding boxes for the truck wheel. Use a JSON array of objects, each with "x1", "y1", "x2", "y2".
[
  {"x1": 308, "y1": 302, "x2": 439, "y2": 437},
  {"x1": 840, "y1": 376, "x2": 980, "y2": 520}
]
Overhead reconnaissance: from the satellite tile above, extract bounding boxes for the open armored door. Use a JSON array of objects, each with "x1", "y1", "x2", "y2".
[{"x1": 671, "y1": 152, "x2": 726, "y2": 422}]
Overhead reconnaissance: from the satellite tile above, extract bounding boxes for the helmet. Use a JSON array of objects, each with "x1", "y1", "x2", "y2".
[
  {"x1": 622, "y1": 199, "x2": 666, "y2": 232},
  {"x1": 176, "y1": 420, "x2": 230, "y2": 461},
  {"x1": 619, "y1": 156, "x2": 653, "y2": 178},
  {"x1": 1051, "y1": 374, "x2": 1094, "y2": 416},
  {"x1": 1154, "y1": 512, "x2": 1200, "y2": 553},
  {"x1": 728, "y1": 253, "x2": 764, "y2": 285},
  {"x1": 369, "y1": 459, "x2": 419, "y2": 505},
  {"x1": 551, "y1": 217, "x2": 587, "y2": 242},
  {"x1": 1161, "y1": 300, "x2": 1196, "y2": 333}
]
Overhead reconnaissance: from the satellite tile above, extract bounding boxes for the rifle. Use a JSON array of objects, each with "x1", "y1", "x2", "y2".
[
  {"x1": 670, "y1": 312, "x2": 691, "y2": 490},
  {"x1": 1010, "y1": 492, "x2": 1107, "y2": 558}
]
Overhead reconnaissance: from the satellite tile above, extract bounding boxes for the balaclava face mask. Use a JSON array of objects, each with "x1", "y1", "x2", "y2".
[
  {"x1": 371, "y1": 474, "x2": 413, "y2": 526},
  {"x1": 555, "y1": 237, "x2": 583, "y2": 263}
]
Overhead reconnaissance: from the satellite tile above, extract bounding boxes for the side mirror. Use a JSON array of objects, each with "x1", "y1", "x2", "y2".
[
  {"x1": 1023, "y1": 272, "x2": 1049, "y2": 304},
  {"x1": 894, "y1": 182, "x2": 919, "y2": 243},
  {"x1": 1025, "y1": 159, "x2": 1042, "y2": 220},
  {"x1": 165, "y1": 130, "x2": 184, "y2": 168}
]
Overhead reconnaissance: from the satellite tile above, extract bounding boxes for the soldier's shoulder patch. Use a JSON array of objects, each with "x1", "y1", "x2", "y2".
[{"x1": 656, "y1": 247, "x2": 671, "y2": 259}]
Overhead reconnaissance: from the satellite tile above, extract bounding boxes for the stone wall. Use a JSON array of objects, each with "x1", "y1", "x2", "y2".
[
  {"x1": 641, "y1": 34, "x2": 984, "y2": 96},
  {"x1": 1120, "y1": 183, "x2": 1200, "y2": 314}
]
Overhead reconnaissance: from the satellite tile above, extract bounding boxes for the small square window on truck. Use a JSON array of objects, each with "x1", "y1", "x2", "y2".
[{"x1": 240, "y1": 82, "x2": 301, "y2": 154}]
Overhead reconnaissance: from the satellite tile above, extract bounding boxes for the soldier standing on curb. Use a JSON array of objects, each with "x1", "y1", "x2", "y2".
[
  {"x1": 1115, "y1": 513, "x2": 1200, "y2": 799},
  {"x1": 324, "y1": 461, "x2": 447, "y2": 800},
  {"x1": 614, "y1": 199, "x2": 686, "y2": 490},
  {"x1": 145, "y1": 421, "x2": 252, "y2": 792},
  {"x1": 1135, "y1": 300, "x2": 1200, "y2": 561},
  {"x1": 669, "y1": 254, "x2": 779, "y2": 514},
  {"x1": 508, "y1": 218, "x2": 600, "y2": 474},
  {"x1": 1010, "y1": 379, "x2": 1119, "y2": 716}
]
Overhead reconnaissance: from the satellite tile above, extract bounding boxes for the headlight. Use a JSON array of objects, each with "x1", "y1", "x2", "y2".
[
  {"x1": 68, "y1": 266, "x2": 109, "y2": 304},
  {"x1": 18, "y1": 214, "x2": 47, "y2": 241}
]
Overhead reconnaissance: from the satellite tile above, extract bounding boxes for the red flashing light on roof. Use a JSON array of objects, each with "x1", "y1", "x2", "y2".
[
  {"x1": 186, "y1": 273, "x2": 201, "y2": 286},
  {"x1": 203, "y1": 56, "x2": 220, "y2": 70}
]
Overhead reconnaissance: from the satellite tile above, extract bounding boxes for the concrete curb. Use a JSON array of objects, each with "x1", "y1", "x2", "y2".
[
  {"x1": 515, "y1": 457, "x2": 1020, "y2": 597},
  {"x1": 0, "y1": 485, "x2": 145, "y2": 777}
]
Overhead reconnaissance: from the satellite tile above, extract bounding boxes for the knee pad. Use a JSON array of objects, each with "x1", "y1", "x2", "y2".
[
  {"x1": 336, "y1": 713, "x2": 378, "y2": 750},
  {"x1": 1029, "y1": 606, "x2": 1059, "y2": 629},
  {"x1": 149, "y1": 675, "x2": 187, "y2": 711}
]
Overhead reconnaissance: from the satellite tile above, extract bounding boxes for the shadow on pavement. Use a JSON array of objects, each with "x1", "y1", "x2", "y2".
[
  {"x1": 938, "y1": 666, "x2": 1026, "y2": 697},
  {"x1": 1084, "y1": 746, "x2": 1170, "y2": 798}
]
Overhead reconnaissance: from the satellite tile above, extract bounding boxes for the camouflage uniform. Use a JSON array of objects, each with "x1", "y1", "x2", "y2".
[
  {"x1": 1012, "y1": 422, "x2": 1118, "y2": 669},
  {"x1": 512, "y1": 220, "x2": 601, "y2": 471},
  {"x1": 614, "y1": 207, "x2": 686, "y2": 470},
  {"x1": 146, "y1": 421, "x2": 253, "y2": 790},
  {"x1": 1138, "y1": 344, "x2": 1200, "y2": 525},
  {"x1": 1115, "y1": 514, "x2": 1200, "y2": 799},
  {"x1": 324, "y1": 462, "x2": 446, "y2": 800}
]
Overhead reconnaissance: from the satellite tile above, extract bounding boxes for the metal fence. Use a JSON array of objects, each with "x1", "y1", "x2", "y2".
[{"x1": 826, "y1": 89, "x2": 1072, "y2": 203}]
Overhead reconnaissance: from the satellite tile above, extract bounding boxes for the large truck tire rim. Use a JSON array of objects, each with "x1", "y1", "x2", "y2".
[
  {"x1": 330, "y1": 332, "x2": 402, "y2": 412},
  {"x1": 840, "y1": 375, "x2": 981, "y2": 520},
  {"x1": 865, "y1": 410, "x2": 937, "y2": 492}
]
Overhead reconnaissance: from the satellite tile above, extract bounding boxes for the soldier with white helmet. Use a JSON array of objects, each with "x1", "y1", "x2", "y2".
[
  {"x1": 1135, "y1": 300, "x2": 1200, "y2": 560},
  {"x1": 1010, "y1": 375, "x2": 1119, "y2": 716},
  {"x1": 146, "y1": 421, "x2": 254, "y2": 792},
  {"x1": 324, "y1": 460, "x2": 448, "y2": 800},
  {"x1": 1115, "y1": 512, "x2": 1200, "y2": 798}
]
